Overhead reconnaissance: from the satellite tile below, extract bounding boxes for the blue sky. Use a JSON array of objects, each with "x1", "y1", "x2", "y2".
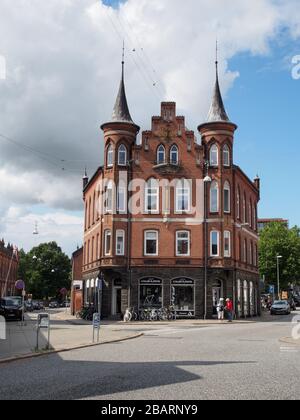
[{"x1": 103, "y1": 0, "x2": 300, "y2": 227}]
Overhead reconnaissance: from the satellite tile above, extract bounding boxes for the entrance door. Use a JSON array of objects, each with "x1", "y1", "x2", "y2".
[
  {"x1": 112, "y1": 287, "x2": 122, "y2": 315},
  {"x1": 212, "y1": 280, "x2": 223, "y2": 316}
]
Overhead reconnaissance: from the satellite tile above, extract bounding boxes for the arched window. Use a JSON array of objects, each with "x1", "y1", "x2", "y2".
[
  {"x1": 145, "y1": 178, "x2": 159, "y2": 213},
  {"x1": 210, "y1": 144, "x2": 218, "y2": 167},
  {"x1": 237, "y1": 187, "x2": 241, "y2": 220},
  {"x1": 170, "y1": 145, "x2": 179, "y2": 165},
  {"x1": 107, "y1": 144, "x2": 114, "y2": 167},
  {"x1": 210, "y1": 181, "x2": 219, "y2": 213},
  {"x1": 243, "y1": 193, "x2": 247, "y2": 223},
  {"x1": 157, "y1": 145, "x2": 165, "y2": 165},
  {"x1": 223, "y1": 145, "x2": 230, "y2": 167},
  {"x1": 175, "y1": 179, "x2": 191, "y2": 213},
  {"x1": 118, "y1": 144, "x2": 127, "y2": 166},
  {"x1": 223, "y1": 181, "x2": 231, "y2": 213}
]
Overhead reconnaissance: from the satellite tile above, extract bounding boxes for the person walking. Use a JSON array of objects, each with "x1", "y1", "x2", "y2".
[
  {"x1": 217, "y1": 298, "x2": 225, "y2": 321},
  {"x1": 225, "y1": 298, "x2": 234, "y2": 322}
]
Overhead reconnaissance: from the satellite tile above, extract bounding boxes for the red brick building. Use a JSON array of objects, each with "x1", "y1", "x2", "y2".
[
  {"x1": 0, "y1": 240, "x2": 18, "y2": 297},
  {"x1": 82, "y1": 60, "x2": 260, "y2": 319}
]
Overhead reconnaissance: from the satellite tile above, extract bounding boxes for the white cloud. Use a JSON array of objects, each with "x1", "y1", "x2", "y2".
[{"x1": 0, "y1": 0, "x2": 299, "y2": 253}]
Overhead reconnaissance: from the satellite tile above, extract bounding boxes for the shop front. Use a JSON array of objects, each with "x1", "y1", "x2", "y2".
[
  {"x1": 171, "y1": 278, "x2": 195, "y2": 318},
  {"x1": 139, "y1": 277, "x2": 163, "y2": 309}
]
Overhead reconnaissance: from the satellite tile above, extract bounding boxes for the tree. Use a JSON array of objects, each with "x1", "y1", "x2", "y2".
[
  {"x1": 259, "y1": 222, "x2": 300, "y2": 290},
  {"x1": 18, "y1": 242, "x2": 71, "y2": 299}
]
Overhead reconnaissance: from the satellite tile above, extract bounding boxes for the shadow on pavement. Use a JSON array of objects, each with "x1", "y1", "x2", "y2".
[{"x1": 0, "y1": 352, "x2": 257, "y2": 400}]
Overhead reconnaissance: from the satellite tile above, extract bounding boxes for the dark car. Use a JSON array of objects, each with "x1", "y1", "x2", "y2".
[
  {"x1": 49, "y1": 301, "x2": 59, "y2": 309},
  {"x1": 0, "y1": 297, "x2": 23, "y2": 321},
  {"x1": 32, "y1": 301, "x2": 44, "y2": 311},
  {"x1": 25, "y1": 301, "x2": 34, "y2": 312},
  {"x1": 289, "y1": 299, "x2": 297, "y2": 311},
  {"x1": 293, "y1": 295, "x2": 300, "y2": 307},
  {"x1": 270, "y1": 300, "x2": 291, "y2": 315}
]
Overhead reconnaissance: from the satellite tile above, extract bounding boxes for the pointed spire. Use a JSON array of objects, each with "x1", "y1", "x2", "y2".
[
  {"x1": 111, "y1": 42, "x2": 134, "y2": 124},
  {"x1": 83, "y1": 167, "x2": 89, "y2": 190},
  {"x1": 206, "y1": 41, "x2": 230, "y2": 123}
]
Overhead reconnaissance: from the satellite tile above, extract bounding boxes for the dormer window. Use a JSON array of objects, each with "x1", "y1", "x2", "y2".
[
  {"x1": 210, "y1": 144, "x2": 218, "y2": 167},
  {"x1": 170, "y1": 145, "x2": 179, "y2": 165},
  {"x1": 118, "y1": 144, "x2": 127, "y2": 166},
  {"x1": 157, "y1": 145, "x2": 165, "y2": 165}
]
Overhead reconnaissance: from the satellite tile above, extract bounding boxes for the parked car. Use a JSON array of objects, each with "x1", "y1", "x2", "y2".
[
  {"x1": 60, "y1": 300, "x2": 70, "y2": 308},
  {"x1": 24, "y1": 301, "x2": 34, "y2": 312},
  {"x1": 0, "y1": 297, "x2": 23, "y2": 321},
  {"x1": 293, "y1": 295, "x2": 300, "y2": 307},
  {"x1": 289, "y1": 299, "x2": 297, "y2": 311},
  {"x1": 270, "y1": 300, "x2": 291, "y2": 315},
  {"x1": 32, "y1": 301, "x2": 44, "y2": 311},
  {"x1": 49, "y1": 301, "x2": 59, "y2": 309}
]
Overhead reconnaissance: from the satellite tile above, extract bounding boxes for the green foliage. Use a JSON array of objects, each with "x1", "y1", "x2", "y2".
[
  {"x1": 259, "y1": 222, "x2": 300, "y2": 289},
  {"x1": 18, "y1": 242, "x2": 71, "y2": 299}
]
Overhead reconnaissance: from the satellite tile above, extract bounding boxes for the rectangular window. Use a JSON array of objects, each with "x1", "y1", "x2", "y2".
[
  {"x1": 176, "y1": 187, "x2": 190, "y2": 212},
  {"x1": 145, "y1": 183, "x2": 159, "y2": 213},
  {"x1": 104, "y1": 230, "x2": 112, "y2": 256},
  {"x1": 104, "y1": 187, "x2": 113, "y2": 213},
  {"x1": 144, "y1": 231, "x2": 158, "y2": 256},
  {"x1": 117, "y1": 186, "x2": 126, "y2": 213},
  {"x1": 176, "y1": 231, "x2": 190, "y2": 256},
  {"x1": 224, "y1": 231, "x2": 231, "y2": 257},
  {"x1": 116, "y1": 230, "x2": 125, "y2": 256},
  {"x1": 210, "y1": 231, "x2": 219, "y2": 257},
  {"x1": 224, "y1": 189, "x2": 230, "y2": 213}
]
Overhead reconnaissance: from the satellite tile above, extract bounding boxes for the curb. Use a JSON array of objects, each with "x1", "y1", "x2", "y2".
[{"x1": 0, "y1": 333, "x2": 143, "y2": 366}]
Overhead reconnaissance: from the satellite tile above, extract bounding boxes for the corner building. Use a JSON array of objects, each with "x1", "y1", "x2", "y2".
[{"x1": 82, "y1": 61, "x2": 260, "y2": 319}]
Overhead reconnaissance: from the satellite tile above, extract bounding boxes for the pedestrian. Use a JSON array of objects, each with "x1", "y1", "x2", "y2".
[
  {"x1": 217, "y1": 298, "x2": 225, "y2": 321},
  {"x1": 225, "y1": 298, "x2": 234, "y2": 322}
]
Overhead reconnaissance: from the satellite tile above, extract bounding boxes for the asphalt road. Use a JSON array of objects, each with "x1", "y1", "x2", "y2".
[{"x1": 0, "y1": 312, "x2": 299, "y2": 400}]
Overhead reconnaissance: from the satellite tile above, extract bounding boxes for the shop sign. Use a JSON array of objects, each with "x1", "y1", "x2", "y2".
[
  {"x1": 171, "y1": 278, "x2": 194, "y2": 285},
  {"x1": 140, "y1": 278, "x2": 162, "y2": 285}
]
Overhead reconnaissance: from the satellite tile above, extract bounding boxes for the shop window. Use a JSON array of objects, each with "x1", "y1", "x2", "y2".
[{"x1": 139, "y1": 278, "x2": 162, "y2": 309}]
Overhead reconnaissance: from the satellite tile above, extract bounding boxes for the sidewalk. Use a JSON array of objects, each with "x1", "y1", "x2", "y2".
[{"x1": 0, "y1": 313, "x2": 142, "y2": 363}]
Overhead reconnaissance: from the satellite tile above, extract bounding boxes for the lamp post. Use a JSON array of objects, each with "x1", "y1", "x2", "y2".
[
  {"x1": 276, "y1": 255, "x2": 282, "y2": 300},
  {"x1": 203, "y1": 161, "x2": 212, "y2": 320},
  {"x1": 97, "y1": 272, "x2": 104, "y2": 319}
]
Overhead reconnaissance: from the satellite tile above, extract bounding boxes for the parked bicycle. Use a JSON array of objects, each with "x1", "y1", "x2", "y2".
[
  {"x1": 123, "y1": 307, "x2": 138, "y2": 322},
  {"x1": 76, "y1": 305, "x2": 96, "y2": 321}
]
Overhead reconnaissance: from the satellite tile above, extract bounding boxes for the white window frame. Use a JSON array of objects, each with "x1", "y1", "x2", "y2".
[
  {"x1": 116, "y1": 230, "x2": 125, "y2": 256},
  {"x1": 145, "y1": 178, "x2": 159, "y2": 214},
  {"x1": 210, "y1": 181, "x2": 219, "y2": 213},
  {"x1": 224, "y1": 231, "x2": 231, "y2": 258},
  {"x1": 104, "y1": 181, "x2": 114, "y2": 214},
  {"x1": 210, "y1": 231, "x2": 220, "y2": 257},
  {"x1": 118, "y1": 144, "x2": 127, "y2": 166},
  {"x1": 175, "y1": 180, "x2": 191, "y2": 213},
  {"x1": 210, "y1": 144, "x2": 219, "y2": 167},
  {"x1": 107, "y1": 145, "x2": 114, "y2": 167},
  {"x1": 170, "y1": 145, "x2": 179, "y2": 165},
  {"x1": 144, "y1": 231, "x2": 159, "y2": 256},
  {"x1": 223, "y1": 145, "x2": 230, "y2": 167},
  {"x1": 104, "y1": 230, "x2": 112, "y2": 256},
  {"x1": 176, "y1": 231, "x2": 191, "y2": 257},
  {"x1": 117, "y1": 184, "x2": 126, "y2": 213},
  {"x1": 223, "y1": 181, "x2": 231, "y2": 213},
  {"x1": 157, "y1": 145, "x2": 165, "y2": 165}
]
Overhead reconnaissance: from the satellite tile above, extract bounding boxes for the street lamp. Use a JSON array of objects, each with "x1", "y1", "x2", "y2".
[
  {"x1": 203, "y1": 163, "x2": 212, "y2": 320},
  {"x1": 276, "y1": 255, "x2": 283, "y2": 300}
]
